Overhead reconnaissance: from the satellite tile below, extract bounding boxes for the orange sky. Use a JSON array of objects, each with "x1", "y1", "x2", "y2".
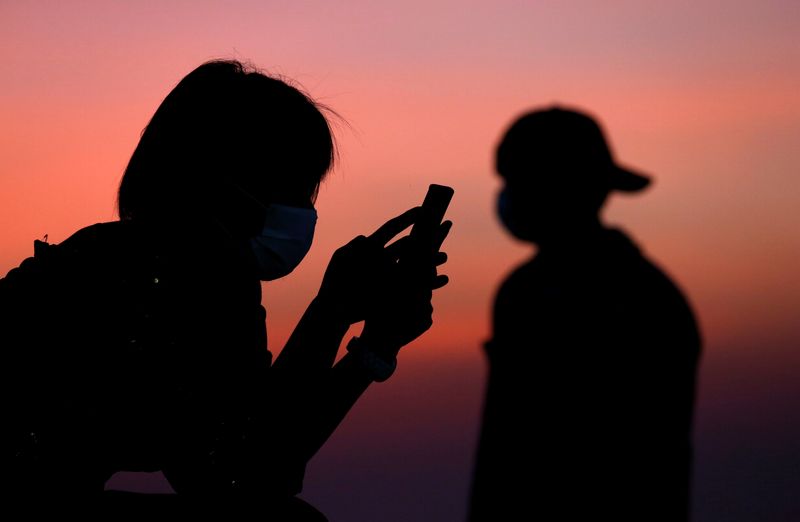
[{"x1": 2, "y1": 2, "x2": 799, "y2": 520}]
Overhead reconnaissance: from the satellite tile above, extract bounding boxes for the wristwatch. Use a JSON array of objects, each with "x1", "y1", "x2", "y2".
[{"x1": 346, "y1": 336, "x2": 397, "y2": 382}]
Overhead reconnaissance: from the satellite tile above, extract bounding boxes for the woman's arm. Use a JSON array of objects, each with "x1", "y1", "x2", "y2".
[
  {"x1": 269, "y1": 314, "x2": 435, "y2": 469},
  {"x1": 272, "y1": 206, "x2": 426, "y2": 374},
  {"x1": 271, "y1": 296, "x2": 350, "y2": 374},
  {"x1": 268, "y1": 208, "x2": 450, "y2": 466}
]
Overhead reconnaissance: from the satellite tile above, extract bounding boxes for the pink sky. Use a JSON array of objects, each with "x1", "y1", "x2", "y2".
[{"x1": 2, "y1": 1, "x2": 799, "y2": 519}]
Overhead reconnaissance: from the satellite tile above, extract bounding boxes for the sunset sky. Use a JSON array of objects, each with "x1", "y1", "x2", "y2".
[{"x1": 2, "y1": 1, "x2": 799, "y2": 520}]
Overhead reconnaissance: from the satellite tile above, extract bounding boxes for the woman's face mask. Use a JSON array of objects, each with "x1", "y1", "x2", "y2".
[
  {"x1": 231, "y1": 183, "x2": 317, "y2": 281},
  {"x1": 250, "y1": 203, "x2": 317, "y2": 281}
]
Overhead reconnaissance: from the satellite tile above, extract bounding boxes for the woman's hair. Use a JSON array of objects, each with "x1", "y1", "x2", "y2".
[{"x1": 118, "y1": 60, "x2": 336, "y2": 222}]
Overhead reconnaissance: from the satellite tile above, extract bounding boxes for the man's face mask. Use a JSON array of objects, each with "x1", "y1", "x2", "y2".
[
  {"x1": 250, "y1": 203, "x2": 317, "y2": 281},
  {"x1": 497, "y1": 188, "x2": 526, "y2": 239}
]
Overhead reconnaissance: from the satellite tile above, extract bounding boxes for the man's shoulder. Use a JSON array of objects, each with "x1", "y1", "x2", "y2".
[
  {"x1": 503, "y1": 255, "x2": 543, "y2": 284},
  {"x1": 606, "y1": 230, "x2": 701, "y2": 345},
  {"x1": 604, "y1": 229, "x2": 682, "y2": 289},
  {"x1": 496, "y1": 258, "x2": 542, "y2": 298}
]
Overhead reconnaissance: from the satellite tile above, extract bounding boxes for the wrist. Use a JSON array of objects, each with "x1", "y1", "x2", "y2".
[
  {"x1": 312, "y1": 294, "x2": 351, "y2": 328},
  {"x1": 359, "y1": 328, "x2": 402, "y2": 360},
  {"x1": 346, "y1": 336, "x2": 397, "y2": 382}
]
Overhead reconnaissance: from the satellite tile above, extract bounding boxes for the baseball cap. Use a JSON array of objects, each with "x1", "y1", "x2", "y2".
[{"x1": 496, "y1": 106, "x2": 651, "y2": 192}]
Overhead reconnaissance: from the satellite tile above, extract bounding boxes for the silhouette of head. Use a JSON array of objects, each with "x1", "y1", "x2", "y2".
[
  {"x1": 117, "y1": 60, "x2": 336, "y2": 240},
  {"x1": 495, "y1": 106, "x2": 650, "y2": 244}
]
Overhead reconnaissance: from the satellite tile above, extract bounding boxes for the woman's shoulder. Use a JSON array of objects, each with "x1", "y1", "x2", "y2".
[
  {"x1": 2, "y1": 221, "x2": 123, "y2": 287},
  {"x1": 58, "y1": 220, "x2": 138, "y2": 253},
  {"x1": 22, "y1": 221, "x2": 147, "y2": 281}
]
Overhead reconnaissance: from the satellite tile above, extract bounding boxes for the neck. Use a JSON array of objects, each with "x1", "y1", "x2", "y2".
[{"x1": 535, "y1": 219, "x2": 607, "y2": 252}]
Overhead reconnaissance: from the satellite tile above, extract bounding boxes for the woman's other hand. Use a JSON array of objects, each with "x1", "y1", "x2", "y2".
[
  {"x1": 316, "y1": 207, "x2": 451, "y2": 350},
  {"x1": 361, "y1": 218, "x2": 450, "y2": 358},
  {"x1": 316, "y1": 207, "x2": 421, "y2": 325}
]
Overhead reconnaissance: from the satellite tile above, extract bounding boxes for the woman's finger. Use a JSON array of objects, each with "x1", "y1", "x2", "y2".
[
  {"x1": 368, "y1": 206, "x2": 422, "y2": 246},
  {"x1": 432, "y1": 274, "x2": 449, "y2": 290},
  {"x1": 433, "y1": 220, "x2": 453, "y2": 251},
  {"x1": 434, "y1": 251, "x2": 448, "y2": 267},
  {"x1": 384, "y1": 235, "x2": 415, "y2": 261}
]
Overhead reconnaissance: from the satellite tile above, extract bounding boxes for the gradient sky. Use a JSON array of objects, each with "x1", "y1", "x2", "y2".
[{"x1": 2, "y1": 1, "x2": 799, "y2": 520}]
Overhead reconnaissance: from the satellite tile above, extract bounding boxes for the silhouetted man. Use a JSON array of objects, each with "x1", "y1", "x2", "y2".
[{"x1": 470, "y1": 107, "x2": 701, "y2": 521}]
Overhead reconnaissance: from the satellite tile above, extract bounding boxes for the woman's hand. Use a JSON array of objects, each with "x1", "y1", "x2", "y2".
[
  {"x1": 316, "y1": 207, "x2": 451, "y2": 345},
  {"x1": 316, "y1": 207, "x2": 421, "y2": 325},
  {"x1": 360, "y1": 220, "x2": 450, "y2": 358}
]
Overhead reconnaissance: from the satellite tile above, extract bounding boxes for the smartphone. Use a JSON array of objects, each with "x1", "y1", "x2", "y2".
[{"x1": 409, "y1": 183, "x2": 454, "y2": 252}]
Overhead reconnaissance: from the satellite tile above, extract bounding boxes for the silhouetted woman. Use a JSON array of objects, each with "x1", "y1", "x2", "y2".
[{"x1": 1, "y1": 60, "x2": 449, "y2": 516}]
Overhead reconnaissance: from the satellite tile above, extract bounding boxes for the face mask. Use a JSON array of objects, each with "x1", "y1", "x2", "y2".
[
  {"x1": 497, "y1": 188, "x2": 517, "y2": 234},
  {"x1": 250, "y1": 204, "x2": 317, "y2": 281},
  {"x1": 497, "y1": 188, "x2": 533, "y2": 241}
]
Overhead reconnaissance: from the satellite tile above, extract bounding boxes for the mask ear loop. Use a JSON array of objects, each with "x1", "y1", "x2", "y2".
[
  {"x1": 230, "y1": 181, "x2": 317, "y2": 212},
  {"x1": 206, "y1": 182, "x2": 266, "y2": 242},
  {"x1": 230, "y1": 182, "x2": 269, "y2": 211}
]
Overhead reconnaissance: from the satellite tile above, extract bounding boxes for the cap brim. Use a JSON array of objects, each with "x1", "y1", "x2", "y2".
[{"x1": 612, "y1": 164, "x2": 651, "y2": 192}]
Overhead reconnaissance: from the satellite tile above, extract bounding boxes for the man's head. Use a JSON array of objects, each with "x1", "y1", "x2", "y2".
[{"x1": 495, "y1": 106, "x2": 650, "y2": 244}]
